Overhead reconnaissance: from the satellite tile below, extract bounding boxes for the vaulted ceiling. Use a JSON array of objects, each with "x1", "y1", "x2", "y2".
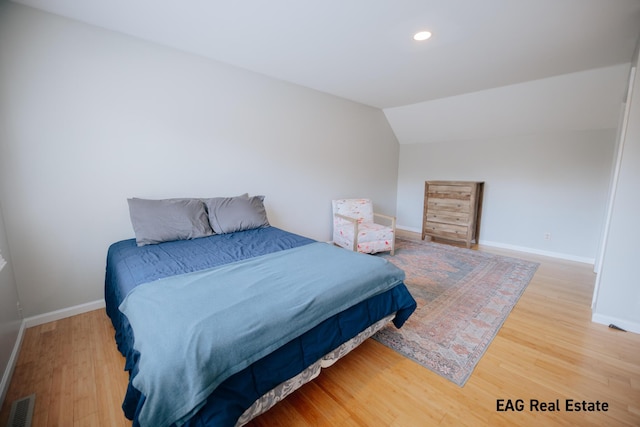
[
  {"x1": 10, "y1": 0, "x2": 640, "y2": 145},
  {"x1": 12, "y1": 0, "x2": 640, "y2": 110}
]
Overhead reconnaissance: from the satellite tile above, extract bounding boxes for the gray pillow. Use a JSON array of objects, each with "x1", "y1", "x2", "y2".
[
  {"x1": 127, "y1": 198, "x2": 213, "y2": 246},
  {"x1": 205, "y1": 195, "x2": 270, "y2": 234}
]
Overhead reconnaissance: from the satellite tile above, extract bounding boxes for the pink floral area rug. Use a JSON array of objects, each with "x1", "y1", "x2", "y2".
[{"x1": 373, "y1": 238, "x2": 539, "y2": 386}]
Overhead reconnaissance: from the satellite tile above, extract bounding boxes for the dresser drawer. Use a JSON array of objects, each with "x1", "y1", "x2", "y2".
[
  {"x1": 425, "y1": 210, "x2": 470, "y2": 226},
  {"x1": 423, "y1": 221, "x2": 469, "y2": 240},
  {"x1": 427, "y1": 184, "x2": 473, "y2": 199},
  {"x1": 427, "y1": 199, "x2": 471, "y2": 214}
]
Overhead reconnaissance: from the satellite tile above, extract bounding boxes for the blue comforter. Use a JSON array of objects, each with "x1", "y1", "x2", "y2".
[
  {"x1": 119, "y1": 242, "x2": 405, "y2": 427},
  {"x1": 105, "y1": 227, "x2": 315, "y2": 369}
]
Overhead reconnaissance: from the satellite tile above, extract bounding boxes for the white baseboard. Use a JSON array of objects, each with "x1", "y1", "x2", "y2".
[
  {"x1": 396, "y1": 225, "x2": 422, "y2": 234},
  {"x1": 0, "y1": 321, "x2": 25, "y2": 407},
  {"x1": 23, "y1": 299, "x2": 105, "y2": 328},
  {"x1": 592, "y1": 313, "x2": 640, "y2": 335},
  {"x1": 478, "y1": 240, "x2": 595, "y2": 265},
  {"x1": 396, "y1": 225, "x2": 595, "y2": 264}
]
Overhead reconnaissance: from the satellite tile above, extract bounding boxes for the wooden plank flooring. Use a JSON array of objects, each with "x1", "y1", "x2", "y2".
[{"x1": 1, "y1": 238, "x2": 639, "y2": 426}]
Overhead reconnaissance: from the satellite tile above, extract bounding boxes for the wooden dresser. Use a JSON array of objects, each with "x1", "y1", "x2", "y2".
[{"x1": 421, "y1": 181, "x2": 484, "y2": 248}]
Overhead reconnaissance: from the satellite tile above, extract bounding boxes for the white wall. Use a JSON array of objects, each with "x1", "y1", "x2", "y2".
[
  {"x1": 0, "y1": 201, "x2": 22, "y2": 405},
  {"x1": 593, "y1": 53, "x2": 640, "y2": 333},
  {"x1": 0, "y1": 3, "x2": 400, "y2": 318},
  {"x1": 396, "y1": 130, "x2": 616, "y2": 262}
]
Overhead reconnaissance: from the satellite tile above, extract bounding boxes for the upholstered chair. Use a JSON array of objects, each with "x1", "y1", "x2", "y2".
[{"x1": 332, "y1": 199, "x2": 396, "y2": 255}]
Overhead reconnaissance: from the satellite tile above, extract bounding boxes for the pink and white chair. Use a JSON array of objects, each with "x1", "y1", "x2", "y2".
[{"x1": 332, "y1": 198, "x2": 396, "y2": 255}]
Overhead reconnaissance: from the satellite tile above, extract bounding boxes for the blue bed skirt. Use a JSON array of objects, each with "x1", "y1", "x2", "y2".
[{"x1": 104, "y1": 227, "x2": 416, "y2": 427}]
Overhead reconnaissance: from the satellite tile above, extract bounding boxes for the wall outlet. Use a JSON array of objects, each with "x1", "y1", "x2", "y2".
[{"x1": 544, "y1": 232, "x2": 551, "y2": 240}]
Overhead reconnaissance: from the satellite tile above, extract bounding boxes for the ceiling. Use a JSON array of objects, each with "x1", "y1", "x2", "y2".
[{"x1": 11, "y1": 0, "x2": 640, "y2": 109}]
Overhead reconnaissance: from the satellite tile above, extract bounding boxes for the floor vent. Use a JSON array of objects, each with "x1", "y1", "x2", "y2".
[{"x1": 6, "y1": 394, "x2": 35, "y2": 427}]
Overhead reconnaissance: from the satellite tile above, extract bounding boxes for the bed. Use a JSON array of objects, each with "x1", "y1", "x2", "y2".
[{"x1": 105, "y1": 196, "x2": 416, "y2": 427}]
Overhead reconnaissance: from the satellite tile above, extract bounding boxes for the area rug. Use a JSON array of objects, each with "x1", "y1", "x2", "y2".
[{"x1": 373, "y1": 238, "x2": 539, "y2": 386}]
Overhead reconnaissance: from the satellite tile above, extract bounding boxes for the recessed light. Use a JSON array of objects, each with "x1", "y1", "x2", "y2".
[{"x1": 413, "y1": 31, "x2": 432, "y2": 41}]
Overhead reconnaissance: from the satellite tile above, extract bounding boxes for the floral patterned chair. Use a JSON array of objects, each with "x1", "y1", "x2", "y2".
[{"x1": 332, "y1": 199, "x2": 396, "y2": 255}]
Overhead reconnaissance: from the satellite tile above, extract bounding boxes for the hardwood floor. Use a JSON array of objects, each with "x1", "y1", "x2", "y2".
[
  {"x1": 0, "y1": 309, "x2": 130, "y2": 427},
  {"x1": 2, "y1": 237, "x2": 639, "y2": 426}
]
